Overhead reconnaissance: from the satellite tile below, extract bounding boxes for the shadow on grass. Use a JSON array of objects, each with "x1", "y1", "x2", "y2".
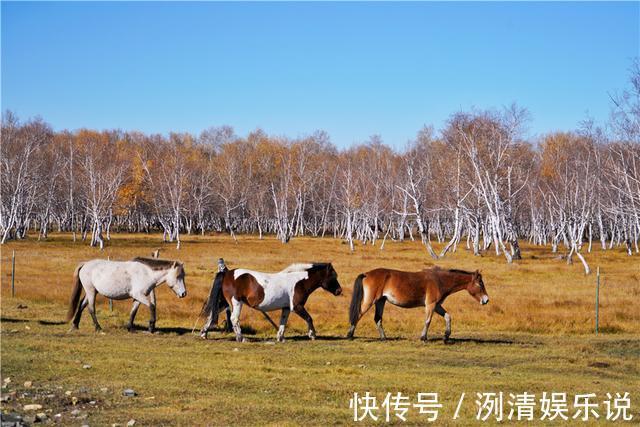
[
  {"x1": 444, "y1": 336, "x2": 518, "y2": 345},
  {"x1": 287, "y1": 334, "x2": 348, "y2": 342},
  {"x1": 38, "y1": 319, "x2": 67, "y2": 325},
  {"x1": 126, "y1": 324, "x2": 195, "y2": 335},
  {"x1": 345, "y1": 336, "x2": 405, "y2": 343},
  {"x1": 198, "y1": 333, "x2": 348, "y2": 343},
  {"x1": 347, "y1": 335, "x2": 529, "y2": 345},
  {"x1": 1, "y1": 317, "x2": 29, "y2": 323},
  {"x1": 125, "y1": 324, "x2": 260, "y2": 336}
]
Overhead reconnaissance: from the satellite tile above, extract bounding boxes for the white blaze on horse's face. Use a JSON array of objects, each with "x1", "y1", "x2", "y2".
[
  {"x1": 477, "y1": 276, "x2": 489, "y2": 305},
  {"x1": 166, "y1": 263, "x2": 187, "y2": 298},
  {"x1": 469, "y1": 271, "x2": 489, "y2": 306}
]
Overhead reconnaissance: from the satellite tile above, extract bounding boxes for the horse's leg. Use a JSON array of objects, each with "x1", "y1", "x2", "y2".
[
  {"x1": 224, "y1": 306, "x2": 233, "y2": 332},
  {"x1": 276, "y1": 308, "x2": 291, "y2": 343},
  {"x1": 347, "y1": 297, "x2": 376, "y2": 339},
  {"x1": 293, "y1": 305, "x2": 316, "y2": 340},
  {"x1": 374, "y1": 298, "x2": 387, "y2": 341},
  {"x1": 127, "y1": 300, "x2": 141, "y2": 332},
  {"x1": 71, "y1": 297, "x2": 89, "y2": 330},
  {"x1": 86, "y1": 289, "x2": 102, "y2": 332},
  {"x1": 230, "y1": 297, "x2": 244, "y2": 342},
  {"x1": 420, "y1": 302, "x2": 436, "y2": 342},
  {"x1": 200, "y1": 312, "x2": 214, "y2": 338},
  {"x1": 201, "y1": 302, "x2": 232, "y2": 337},
  {"x1": 434, "y1": 303, "x2": 451, "y2": 342},
  {"x1": 148, "y1": 290, "x2": 157, "y2": 333}
]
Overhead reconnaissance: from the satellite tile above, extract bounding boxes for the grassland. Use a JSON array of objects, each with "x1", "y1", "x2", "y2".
[{"x1": 1, "y1": 233, "x2": 639, "y2": 425}]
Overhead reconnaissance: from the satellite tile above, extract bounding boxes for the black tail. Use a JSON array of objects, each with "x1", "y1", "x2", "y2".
[
  {"x1": 201, "y1": 270, "x2": 226, "y2": 324},
  {"x1": 349, "y1": 274, "x2": 365, "y2": 325}
]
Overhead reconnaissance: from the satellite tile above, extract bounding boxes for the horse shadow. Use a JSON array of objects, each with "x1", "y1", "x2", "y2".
[
  {"x1": 441, "y1": 336, "x2": 518, "y2": 345},
  {"x1": 214, "y1": 334, "x2": 405, "y2": 343},
  {"x1": 345, "y1": 335, "x2": 520, "y2": 345},
  {"x1": 38, "y1": 319, "x2": 67, "y2": 326},
  {"x1": 200, "y1": 333, "x2": 347, "y2": 343},
  {"x1": 1, "y1": 317, "x2": 29, "y2": 323},
  {"x1": 285, "y1": 335, "x2": 348, "y2": 342},
  {"x1": 128, "y1": 324, "x2": 194, "y2": 336},
  {"x1": 344, "y1": 336, "x2": 405, "y2": 343}
]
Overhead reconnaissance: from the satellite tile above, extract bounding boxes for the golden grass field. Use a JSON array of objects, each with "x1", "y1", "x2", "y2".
[{"x1": 1, "y1": 233, "x2": 639, "y2": 425}]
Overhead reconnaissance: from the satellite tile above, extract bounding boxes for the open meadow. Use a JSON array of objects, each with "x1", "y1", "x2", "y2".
[{"x1": 1, "y1": 233, "x2": 639, "y2": 425}]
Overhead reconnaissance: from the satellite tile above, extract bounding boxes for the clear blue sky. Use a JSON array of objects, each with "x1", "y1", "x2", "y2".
[{"x1": 2, "y1": 1, "x2": 638, "y2": 148}]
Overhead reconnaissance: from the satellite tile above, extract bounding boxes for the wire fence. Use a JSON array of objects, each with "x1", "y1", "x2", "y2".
[
  {"x1": 1, "y1": 249, "x2": 639, "y2": 334},
  {"x1": 0, "y1": 250, "x2": 219, "y2": 314}
]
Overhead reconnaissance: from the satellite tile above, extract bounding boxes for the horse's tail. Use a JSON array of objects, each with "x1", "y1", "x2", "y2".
[
  {"x1": 201, "y1": 270, "x2": 226, "y2": 323},
  {"x1": 67, "y1": 263, "x2": 85, "y2": 322},
  {"x1": 349, "y1": 273, "x2": 366, "y2": 326}
]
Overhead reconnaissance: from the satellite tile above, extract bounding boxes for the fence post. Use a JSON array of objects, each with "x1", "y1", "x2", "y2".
[
  {"x1": 595, "y1": 266, "x2": 600, "y2": 335},
  {"x1": 11, "y1": 250, "x2": 16, "y2": 297}
]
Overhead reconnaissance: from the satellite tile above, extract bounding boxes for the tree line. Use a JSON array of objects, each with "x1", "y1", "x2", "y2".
[{"x1": 2, "y1": 66, "x2": 639, "y2": 273}]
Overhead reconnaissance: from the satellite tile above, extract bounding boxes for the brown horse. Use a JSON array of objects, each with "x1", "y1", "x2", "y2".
[
  {"x1": 347, "y1": 267, "x2": 489, "y2": 342},
  {"x1": 200, "y1": 263, "x2": 342, "y2": 342}
]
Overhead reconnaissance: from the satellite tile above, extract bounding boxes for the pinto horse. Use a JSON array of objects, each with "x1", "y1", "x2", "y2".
[
  {"x1": 200, "y1": 263, "x2": 342, "y2": 342},
  {"x1": 347, "y1": 267, "x2": 489, "y2": 342}
]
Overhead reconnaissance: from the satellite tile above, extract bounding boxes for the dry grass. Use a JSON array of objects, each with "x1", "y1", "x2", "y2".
[
  {"x1": 1, "y1": 233, "x2": 639, "y2": 425},
  {"x1": 1, "y1": 233, "x2": 638, "y2": 336}
]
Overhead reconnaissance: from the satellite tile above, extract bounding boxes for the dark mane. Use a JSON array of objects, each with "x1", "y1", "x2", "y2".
[
  {"x1": 447, "y1": 268, "x2": 474, "y2": 275},
  {"x1": 133, "y1": 257, "x2": 183, "y2": 271},
  {"x1": 310, "y1": 263, "x2": 331, "y2": 272},
  {"x1": 431, "y1": 266, "x2": 474, "y2": 275}
]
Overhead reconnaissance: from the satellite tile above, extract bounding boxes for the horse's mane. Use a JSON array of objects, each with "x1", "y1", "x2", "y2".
[
  {"x1": 279, "y1": 263, "x2": 314, "y2": 273},
  {"x1": 279, "y1": 263, "x2": 330, "y2": 274},
  {"x1": 133, "y1": 257, "x2": 183, "y2": 272},
  {"x1": 431, "y1": 266, "x2": 474, "y2": 275},
  {"x1": 447, "y1": 268, "x2": 474, "y2": 275}
]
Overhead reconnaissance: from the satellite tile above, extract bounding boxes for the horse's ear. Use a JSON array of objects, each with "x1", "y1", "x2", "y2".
[{"x1": 172, "y1": 261, "x2": 177, "y2": 269}]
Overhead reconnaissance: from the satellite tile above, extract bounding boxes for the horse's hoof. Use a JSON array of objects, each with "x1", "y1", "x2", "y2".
[
  {"x1": 420, "y1": 337, "x2": 428, "y2": 343},
  {"x1": 379, "y1": 337, "x2": 387, "y2": 342},
  {"x1": 308, "y1": 332, "x2": 316, "y2": 340},
  {"x1": 67, "y1": 326, "x2": 78, "y2": 333},
  {"x1": 346, "y1": 335, "x2": 354, "y2": 340},
  {"x1": 199, "y1": 333, "x2": 208, "y2": 340}
]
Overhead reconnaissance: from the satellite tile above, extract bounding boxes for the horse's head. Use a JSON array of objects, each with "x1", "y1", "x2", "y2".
[
  {"x1": 318, "y1": 263, "x2": 342, "y2": 296},
  {"x1": 466, "y1": 270, "x2": 489, "y2": 305},
  {"x1": 166, "y1": 262, "x2": 187, "y2": 298}
]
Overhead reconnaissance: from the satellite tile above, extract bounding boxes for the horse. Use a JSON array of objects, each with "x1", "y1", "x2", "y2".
[
  {"x1": 200, "y1": 263, "x2": 342, "y2": 342},
  {"x1": 66, "y1": 257, "x2": 187, "y2": 332},
  {"x1": 346, "y1": 267, "x2": 489, "y2": 342}
]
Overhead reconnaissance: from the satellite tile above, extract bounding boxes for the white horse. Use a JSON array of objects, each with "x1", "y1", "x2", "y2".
[{"x1": 67, "y1": 257, "x2": 187, "y2": 332}]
